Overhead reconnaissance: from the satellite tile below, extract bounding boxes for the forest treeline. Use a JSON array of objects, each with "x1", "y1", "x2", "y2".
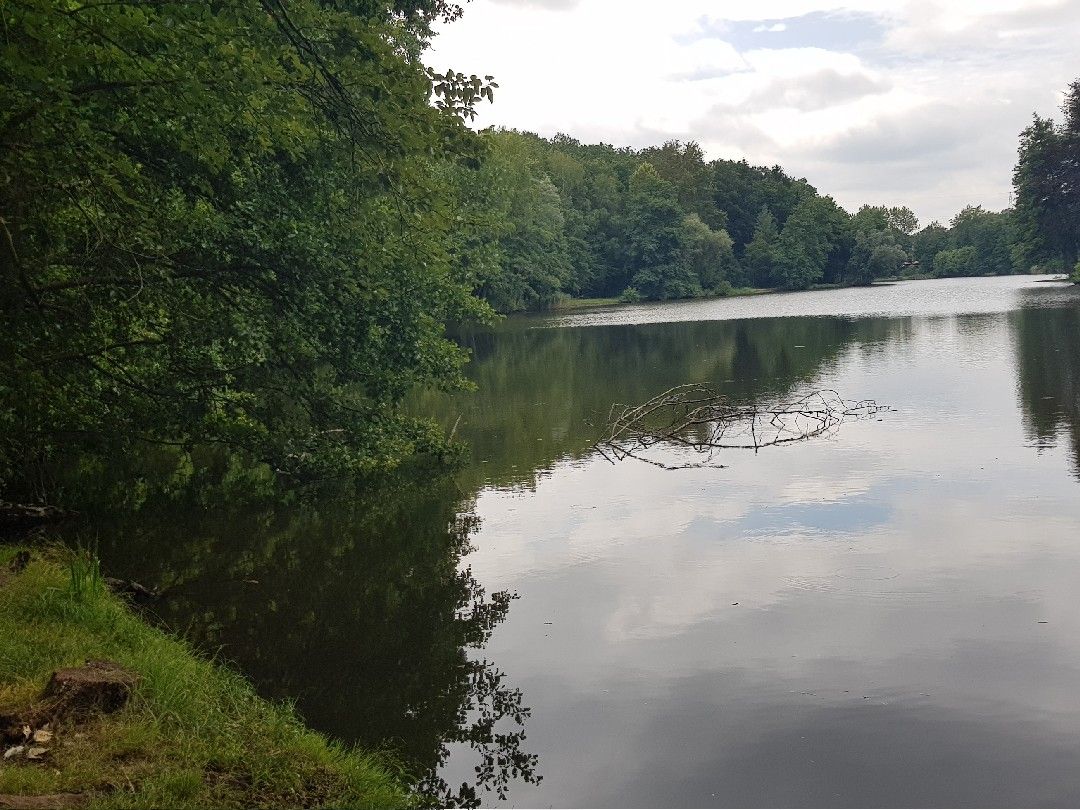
[
  {"x1": 1, "y1": 0, "x2": 1078, "y2": 489},
  {"x1": 465, "y1": 124, "x2": 1073, "y2": 313}
]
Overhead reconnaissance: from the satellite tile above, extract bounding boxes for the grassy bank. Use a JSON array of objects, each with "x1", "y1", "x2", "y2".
[
  {"x1": 0, "y1": 545, "x2": 413, "y2": 809},
  {"x1": 549, "y1": 286, "x2": 773, "y2": 312}
]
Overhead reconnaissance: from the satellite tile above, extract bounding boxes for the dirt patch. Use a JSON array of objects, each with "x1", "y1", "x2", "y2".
[{"x1": 0, "y1": 794, "x2": 86, "y2": 809}]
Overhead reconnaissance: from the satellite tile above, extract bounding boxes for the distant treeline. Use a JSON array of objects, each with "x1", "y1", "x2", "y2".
[{"x1": 462, "y1": 107, "x2": 1078, "y2": 311}]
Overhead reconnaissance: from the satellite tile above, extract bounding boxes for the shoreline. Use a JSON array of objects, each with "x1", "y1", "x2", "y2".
[
  {"x1": 0, "y1": 544, "x2": 414, "y2": 810},
  {"x1": 543, "y1": 272, "x2": 1060, "y2": 315}
]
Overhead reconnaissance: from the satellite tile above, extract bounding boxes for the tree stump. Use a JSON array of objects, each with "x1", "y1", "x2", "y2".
[{"x1": 41, "y1": 661, "x2": 138, "y2": 717}]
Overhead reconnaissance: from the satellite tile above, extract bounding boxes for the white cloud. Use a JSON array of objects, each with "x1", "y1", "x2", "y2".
[{"x1": 426, "y1": 0, "x2": 1080, "y2": 222}]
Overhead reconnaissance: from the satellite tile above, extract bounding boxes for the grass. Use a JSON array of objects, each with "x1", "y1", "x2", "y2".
[
  {"x1": 0, "y1": 545, "x2": 414, "y2": 809},
  {"x1": 549, "y1": 296, "x2": 622, "y2": 311},
  {"x1": 549, "y1": 287, "x2": 773, "y2": 312}
]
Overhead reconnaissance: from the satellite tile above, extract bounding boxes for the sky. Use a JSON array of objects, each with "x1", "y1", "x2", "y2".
[{"x1": 425, "y1": 0, "x2": 1080, "y2": 225}]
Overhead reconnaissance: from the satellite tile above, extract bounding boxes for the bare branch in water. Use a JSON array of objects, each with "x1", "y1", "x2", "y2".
[{"x1": 594, "y1": 384, "x2": 888, "y2": 469}]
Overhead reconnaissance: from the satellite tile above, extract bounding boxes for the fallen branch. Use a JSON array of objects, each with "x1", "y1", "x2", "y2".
[{"x1": 594, "y1": 384, "x2": 888, "y2": 469}]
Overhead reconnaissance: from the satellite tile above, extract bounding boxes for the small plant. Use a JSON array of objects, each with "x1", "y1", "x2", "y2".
[
  {"x1": 1070, "y1": 261, "x2": 1080, "y2": 284},
  {"x1": 68, "y1": 543, "x2": 103, "y2": 601},
  {"x1": 713, "y1": 279, "x2": 733, "y2": 298},
  {"x1": 619, "y1": 286, "x2": 643, "y2": 303}
]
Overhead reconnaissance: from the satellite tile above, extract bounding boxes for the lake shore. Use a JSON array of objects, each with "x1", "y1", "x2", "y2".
[
  {"x1": 549, "y1": 286, "x2": 775, "y2": 312},
  {"x1": 545, "y1": 275, "x2": 1014, "y2": 313},
  {"x1": 0, "y1": 544, "x2": 413, "y2": 810}
]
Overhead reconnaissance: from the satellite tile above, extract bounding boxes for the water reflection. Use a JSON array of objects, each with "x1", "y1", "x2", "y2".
[
  {"x1": 421, "y1": 316, "x2": 910, "y2": 491},
  {"x1": 432, "y1": 279, "x2": 1080, "y2": 806},
  {"x1": 58, "y1": 462, "x2": 540, "y2": 806},
  {"x1": 45, "y1": 276, "x2": 1080, "y2": 806},
  {"x1": 1014, "y1": 304, "x2": 1080, "y2": 478}
]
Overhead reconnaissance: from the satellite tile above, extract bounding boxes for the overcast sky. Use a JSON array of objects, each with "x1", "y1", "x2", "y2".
[{"x1": 426, "y1": 0, "x2": 1080, "y2": 225}]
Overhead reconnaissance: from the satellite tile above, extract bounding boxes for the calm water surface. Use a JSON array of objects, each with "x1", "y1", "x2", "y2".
[{"x1": 91, "y1": 276, "x2": 1080, "y2": 807}]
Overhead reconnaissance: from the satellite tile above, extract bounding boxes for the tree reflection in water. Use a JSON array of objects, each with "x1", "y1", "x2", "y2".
[
  {"x1": 1013, "y1": 304, "x2": 1080, "y2": 478},
  {"x1": 51, "y1": 457, "x2": 540, "y2": 806}
]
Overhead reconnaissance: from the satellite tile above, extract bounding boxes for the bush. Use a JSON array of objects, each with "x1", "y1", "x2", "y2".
[{"x1": 619, "y1": 286, "x2": 644, "y2": 303}]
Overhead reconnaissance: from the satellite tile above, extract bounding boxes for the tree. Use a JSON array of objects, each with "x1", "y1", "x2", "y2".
[
  {"x1": 679, "y1": 214, "x2": 736, "y2": 293},
  {"x1": 1013, "y1": 79, "x2": 1080, "y2": 269},
  {"x1": 744, "y1": 208, "x2": 781, "y2": 287},
  {"x1": 0, "y1": 0, "x2": 496, "y2": 491},
  {"x1": 478, "y1": 132, "x2": 570, "y2": 312},
  {"x1": 846, "y1": 229, "x2": 907, "y2": 286},
  {"x1": 912, "y1": 222, "x2": 950, "y2": 275},
  {"x1": 934, "y1": 246, "x2": 978, "y2": 277},
  {"x1": 775, "y1": 196, "x2": 852, "y2": 290},
  {"x1": 885, "y1": 206, "x2": 919, "y2": 236},
  {"x1": 852, "y1": 205, "x2": 890, "y2": 233},
  {"x1": 639, "y1": 140, "x2": 717, "y2": 227},
  {"x1": 949, "y1": 206, "x2": 1017, "y2": 275},
  {"x1": 624, "y1": 163, "x2": 694, "y2": 299}
]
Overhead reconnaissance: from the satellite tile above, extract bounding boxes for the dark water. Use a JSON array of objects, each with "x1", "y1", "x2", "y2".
[{"x1": 82, "y1": 276, "x2": 1080, "y2": 807}]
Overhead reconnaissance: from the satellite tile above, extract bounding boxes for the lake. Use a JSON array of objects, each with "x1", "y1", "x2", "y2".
[{"x1": 88, "y1": 275, "x2": 1080, "y2": 807}]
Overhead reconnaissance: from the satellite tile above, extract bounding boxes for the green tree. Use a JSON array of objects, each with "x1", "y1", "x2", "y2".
[
  {"x1": 933, "y1": 246, "x2": 978, "y2": 277},
  {"x1": 625, "y1": 163, "x2": 694, "y2": 299},
  {"x1": 852, "y1": 204, "x2": 890, "y2": 233},
  {"x1": 0, "y1": 0, "x2": 495, "y2": 490},
  {"x1": 679, "y1": 214, "x2": 736, "y2": 293},
  {"x1": 775, "y1": 196, "x2": 852, "y2": 290},
  {"x1": 912, "y1": 222, "x2": 950, "y2": 276},
  {"x1": 846, "y1": 229, "x2": 907, "y2": 285},
  {"x1": 949, "y1": 206, "x2": 1017, "y2": 275},
  {"x1": 744, "y1": 208, "x2": 781, "y2": 287},
  {"x1": 478, "y1": 132, "x2": 570, "y2": 312},
  {"x1": 1013, "y1": 79, "x2": 1080, "y2": 269},
  {"x1": 639, "y1": 140, "x2": 717, "y2": 227}
]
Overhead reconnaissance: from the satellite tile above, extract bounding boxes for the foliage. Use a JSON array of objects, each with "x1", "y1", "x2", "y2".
[
  {"x1": 1013, "y1": 78, "x2": 1080, "y2": 269},
  {"x1": 475, "y1": 132, "x2": 570, "y2": 312},
  {"x1": 470, "y1": 127, "x2": 1027, "y2": 311},
  {"x1": 948, "y1": 206, "x2": 1017, "y2": 275},
  {"x1": 846, "y1": 229, "x2": 907, "y2": 286},
  {"x1": 625, "y1": 163, "x2": 693, "y2": 299},
  {"x1": 0, "y1": 0, "x2": 494, "y2": 493},
  {"x1": 933, "y1": 246, "x2": 979, "y2": 277},
  {"x1": 744, "y1": 208, "x2": 782, "y2": 288},
  {"x1": 775, "y1": 196, "x2": 851, "y2": 290},
  {"x1": 912, "y1": 222, "x2": 950, "y2": 275},
  {"x1": 680, "y1": 214, "x2": 737, "y2": 293}
]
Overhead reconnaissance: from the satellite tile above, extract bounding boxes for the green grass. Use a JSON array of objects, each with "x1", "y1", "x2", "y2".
[
  {"x1": 0, "y1": 545, "x2": 414, "y2": 809},
  {"x1": 549, "y1": 296, "x2": 622, "y2": 311},
  {"x1": 725, "y1": 286, "x2": 772, "y2": 297},
  {"x1": 549, "y1": 288, "x2": 773, "y2": 311}
]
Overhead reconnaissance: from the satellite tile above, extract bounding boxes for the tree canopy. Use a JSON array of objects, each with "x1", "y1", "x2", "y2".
[
  {"x1": 1013, "y1": 79, "x2": 1080, "y2": 272},
  {"x1": 0, "y1": 0, "x2": 495, "y2": 490}
]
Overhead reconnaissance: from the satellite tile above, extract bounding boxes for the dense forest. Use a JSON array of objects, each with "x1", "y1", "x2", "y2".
[
  {"x1": 467, "y1": 127, "x2": 1073, "y2": 314},
  {"x1": 1, "y1": 0, "x2": 1078, "y2": 494}
]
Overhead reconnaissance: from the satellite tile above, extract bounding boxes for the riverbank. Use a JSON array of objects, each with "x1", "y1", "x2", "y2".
[
  {"x1": 0, "y1": 545, "x2": 413, "y2": 810},
  {"x1": 545, "y1": 274, "x2": 1049, "y2": 314},
  {"x1": 550, "y1": 286, "x2": 774, "y2": 311}
]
